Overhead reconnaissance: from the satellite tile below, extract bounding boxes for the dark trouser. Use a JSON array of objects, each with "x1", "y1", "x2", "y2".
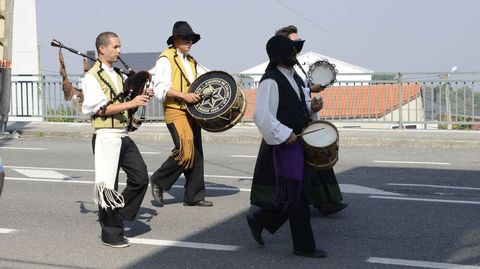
[
  {"x1": 308, "y1": 167, "x2": 343, "y2": 206},
  {"x1": 150, "y1": 122, "x2": 205, "y2": 204},
  {"x1": 252, "y1": 189, "x2": 316, "y2": 252},
  {"x1": 92, "y1": 135, "x2": 149, "y2": 243}
]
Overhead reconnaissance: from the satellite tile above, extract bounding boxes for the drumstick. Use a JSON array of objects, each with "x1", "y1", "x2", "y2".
[{"x1": 297, "y1": 127, "x2": 324, "y2": 137}]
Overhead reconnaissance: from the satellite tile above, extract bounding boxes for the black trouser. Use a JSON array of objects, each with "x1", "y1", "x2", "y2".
[
  {"x1": 252, "y1": 186, "x2": 316, "y2": 251},
  {"x1": 92, "y1": 135, "x2": 149, "y2": 243},
  {"x1": 150, "y1": 122, "x2": 205, "y2": 204}
]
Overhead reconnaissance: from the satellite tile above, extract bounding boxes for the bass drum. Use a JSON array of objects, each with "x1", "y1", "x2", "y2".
[
  {"x1": 301, "y1": 120, "x2": 339, "y2": 170},
  {"x1": 186, "y1": 71, "x2": 246, "y2": 132}
]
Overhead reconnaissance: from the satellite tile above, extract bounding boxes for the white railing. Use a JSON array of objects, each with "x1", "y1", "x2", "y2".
[{"x1": 8, "y1": 72, "x2": 480, "y2": 129}]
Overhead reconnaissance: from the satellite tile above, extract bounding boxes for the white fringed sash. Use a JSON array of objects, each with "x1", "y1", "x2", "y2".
[{"x1": 93, "y1": 128, "x2": 127, "y2": 209}]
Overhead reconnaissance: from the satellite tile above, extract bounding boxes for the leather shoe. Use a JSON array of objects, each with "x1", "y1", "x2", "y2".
[
  {"x1": 150, "y1": 178, "x2": 164, "y2": 207},
  {"x1": 183, "y1": 200, "x2": 213, "y2": 207},
  {"x1": 318, "y1": 203, "x2": 348, "y2": 216},
  {"x1": 293, "y1": 248, "x2": 327, "y2": 258},
  {"x1": 102, "y1": 238, "x2": 130, "y2": 248},
  {"x1": 246, "y1": 214, "x2": 264, "y2": 246}
]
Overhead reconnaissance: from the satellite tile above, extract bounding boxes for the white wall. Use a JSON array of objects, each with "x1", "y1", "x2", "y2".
[
  {"x1": 11, "y1": 0, "x2": 38, "y2": 75},
  {"x1": 10, "y1": 0, "x2": 41, "y2": 121}
]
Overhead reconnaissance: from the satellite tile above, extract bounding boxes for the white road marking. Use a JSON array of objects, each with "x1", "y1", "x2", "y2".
[
  {"x1": 127, "y1": 237, "x2": 241, "y2": 251},
  {"x1": 5, "y1": 165, "x2": 252, "y2": 179},
  {"x1": 370, "y1": 195, "x2": 480, "y2": 205},
  {"x1": 374, "y1": 160, "x2": 450, "y2": 165},
  {"x1": 0, "y1": 147, "x2": 46, "y2": 151},
  {"x1": 5, "y1": 177, "x2": 403, "y2": 197},
  {"x1": 230, "y1": 155, "x2": 257, "y2": 158},
  {"x1": 0, "y1": 228, "x2": 18, "y2": 234},
  {"x1": 340, "y1": 184, "x2": 404, "y2": 196},
  {"x1": 5, "y1": 165, "x2": 93, "y2": 172},
  {"x1": 6, "y1": 177, "x2": 92, "y2": 184},
  {"x1": 367, "y1": 257, "x2": 480, "y2": 269},
  {"x1": 388, "y1": 183, "x2": 480, "y2": 191},
  {"x1": 13, "y1": 169, "x2": 71, "y2": 179}
]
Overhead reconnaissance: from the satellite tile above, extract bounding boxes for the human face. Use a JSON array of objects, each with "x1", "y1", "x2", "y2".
[
  {"x1": 99, "y1": 36, "x2": 121, "y2": 66},
  {"x1": 287, "y1": 33, "x2": 299, "y2": 41},
  {"x1": 174, "y1": 36, "x2": 194, "y2": 54}
]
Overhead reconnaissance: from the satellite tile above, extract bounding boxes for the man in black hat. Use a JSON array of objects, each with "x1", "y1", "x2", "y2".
[
  {"x1": 275, "y1": 25, "x2": 348, "y2": 216},
  {"x1": 246, "y1": 35, "x2": 326, "y2": 258},
  {"x1": 150, "y1": 21, "x2": 213, "y2": 207}
]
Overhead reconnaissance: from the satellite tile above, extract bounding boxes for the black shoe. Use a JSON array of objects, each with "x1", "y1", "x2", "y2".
[
  {"x1": 246, "y1": 214, "x2": 264, "y2": 246},
  {"x1": 101, "y1": 238, "x2": 130, "y2": 248},
  {"x1": 150, "y1": 178, "x2": 164, "y2": 207},
  {"x1": 318, "y1": 203, "x2": 348, "y2": 216},
  {"x1": 183, "y1": 200, "x2": 213, "y2": 207},
  {"x1": 293, "y1": 248, "x2": 327, "y2": 258}
]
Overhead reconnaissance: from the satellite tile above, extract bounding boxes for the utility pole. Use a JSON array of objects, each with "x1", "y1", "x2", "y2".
[{"x1": 0, "y1": 0, "x2": 14, "y2": 136}]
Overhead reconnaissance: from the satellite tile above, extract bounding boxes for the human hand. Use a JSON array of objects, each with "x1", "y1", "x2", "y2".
[
  {"x1": 182, "y1": 92, "x2": 201, "y2": 104},
  {"x1": 311, "y1": 96, "x2": 323, "y2": 113},
  {"x1": 145, "y1": 88, "x2": 154, "y2": 98},
  {"x1": 310, "y1": 84, "x2": 325, "y2": 93},
  {"x1": 131, "y1": 94, "x2": 150, "y2": 108},
  {"x1": 285, "y1": 132, "x2": 297, "y2": 145}
]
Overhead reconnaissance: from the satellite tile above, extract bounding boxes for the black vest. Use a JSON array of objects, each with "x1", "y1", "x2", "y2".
[{"x1": 260, "y1": 68, "x2": 311, "y2": 134}]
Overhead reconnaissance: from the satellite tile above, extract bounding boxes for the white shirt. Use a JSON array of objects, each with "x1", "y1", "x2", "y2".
[
  {"x1": 152, "y1": 49, "x2": 206, "y2": 103},
  {"x1": 82, "y1": 63, "x2": 123, "y2": 117},
  {"x1": 253, "y1": 66, "x2": 316, "y2": 145}
]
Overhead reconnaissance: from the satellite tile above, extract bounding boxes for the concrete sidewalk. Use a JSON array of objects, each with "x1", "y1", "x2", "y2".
[{"x1": 4, "y1": 121, "x2": 480, "y2": 149}]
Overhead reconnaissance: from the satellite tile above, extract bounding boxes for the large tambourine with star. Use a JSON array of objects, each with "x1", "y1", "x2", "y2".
[{"x1": 186, "y1": 71, "x2": 246, "y2": 132}]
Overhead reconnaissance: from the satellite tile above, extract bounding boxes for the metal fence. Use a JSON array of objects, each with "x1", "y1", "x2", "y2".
[{"x1": 8, "y1": 72, "x2": 480, "y2": 129}]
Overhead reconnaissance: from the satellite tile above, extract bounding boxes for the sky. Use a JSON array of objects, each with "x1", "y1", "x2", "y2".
[{"x1": 36, "y1": 0, "x2": 480, "y2": 75}]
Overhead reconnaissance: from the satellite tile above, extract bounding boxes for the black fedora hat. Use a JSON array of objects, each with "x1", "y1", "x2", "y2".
[
  {"x1": 167, "y1": 21, "x2": 201, "y2": 45},
  {"x1": 266, "y1": 35, "x2": 304, "y2": 62}
]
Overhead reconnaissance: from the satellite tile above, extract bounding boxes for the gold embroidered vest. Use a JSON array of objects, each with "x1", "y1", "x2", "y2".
[
  {"x1": 158, "y1": 47, "x2": 197, "y2": 109},
  {"x1": 87, "y1": 60, "x2": 128, "y2": 129}
]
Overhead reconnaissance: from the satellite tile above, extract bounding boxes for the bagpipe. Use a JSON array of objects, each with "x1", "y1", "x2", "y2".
[{"x1": 51, "y1": 39, "x2": 151, "y2": 132}]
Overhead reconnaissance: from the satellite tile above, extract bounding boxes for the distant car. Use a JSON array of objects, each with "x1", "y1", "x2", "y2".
[{"x1": 0, "y1": 157, "x2": 4, "y2": 197}]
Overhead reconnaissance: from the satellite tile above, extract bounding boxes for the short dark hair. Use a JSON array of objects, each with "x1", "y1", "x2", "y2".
[
  {"x1": 95, "y1": 32, "x2": 118, "y2": 53},
  {"x1": 275, "y1": 25, "x2": 298, "y2": 37}
]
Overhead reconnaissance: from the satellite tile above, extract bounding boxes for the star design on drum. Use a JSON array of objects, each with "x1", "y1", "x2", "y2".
[{"x1": 201, "y1": 85, "x2": 224, "y2": 108}]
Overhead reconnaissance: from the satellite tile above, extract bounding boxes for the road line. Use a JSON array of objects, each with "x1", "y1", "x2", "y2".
[
  {"x1": 0, "y1": 228, "x2": 18, "y2": 234},
  {"x1": 367, "y1": 257, "x2": 480, "y2": 269},
  {"x1": 230, "y1": 155, "x2": 256, "y2": 158},
  {"x1": 6, "y1": 177, "x2": 92, "y2": 184},
  {"x1": 370, "y1": 195, "x2": 480, "y2": 205},
  {"x1": 13, "y1": 169, "x2": 71, "y2": 179},
  {"x1": 5, "y1": 165, "x2": 252, "y2": 179},
  {"x1": 5, "y1": 177, "x2": 249, "y2": 192},
  {"x1": 6, "y1": 177, "x2": 407, "y2": 197},
  {"x1": 388, "y1": 183, "x2": 480, "y2": 191},
  {"x1": 374, "y1": 160, "x2": 450, "y2": 165},
  {"x1": 205, "y1": 174, "x2": 252, "y2": 179},
  {"x1": 0, "y1": 147, "x2": 46, "y2": 151},
  {"x1": 341, "y1": 184, "x2": 404, "y2": 196},
  {"x1": 5, "y1": 165, "x2": 93, "y2": 172},
  {"x1": 127, "y1": 237, "x2": 241, "y2": 251}
]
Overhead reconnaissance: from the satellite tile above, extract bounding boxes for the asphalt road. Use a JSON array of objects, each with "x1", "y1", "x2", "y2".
[{"x1": 0, "y1": 137, "x2": 479, "y2": 269}]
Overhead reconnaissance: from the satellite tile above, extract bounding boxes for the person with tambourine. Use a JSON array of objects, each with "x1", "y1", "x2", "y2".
[
  {"x1": 150, "y1": 21, "x2": 213, "y2": 208},
  {"x1": 275, "y1": 25, "x2": 348, "y2": 216},
  {"x1": 82, "y1": 32, "x2": 153, "y2": 248},
  {"x1": 247, "y1": 35, "x2": 326, "y2": 258}
]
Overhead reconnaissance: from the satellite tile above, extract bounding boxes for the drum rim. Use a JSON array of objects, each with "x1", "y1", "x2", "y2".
[
  {"x1": 308, "y1": 60, "x2": 338, "y2": 87},
  {"x1": 196, "y1": 91, "x2": 247, "y2": 132},
  {"x1": 301, "y1": 120, "x2": 339, "y2": 147},
  {"x1": 186, "y1": 70, "x2": 239, "y2": 119}
]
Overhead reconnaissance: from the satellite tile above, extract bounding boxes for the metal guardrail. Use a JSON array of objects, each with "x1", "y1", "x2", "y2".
[{"x1": 8, "y1": 73, "x2": 480, "y2": 129}]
